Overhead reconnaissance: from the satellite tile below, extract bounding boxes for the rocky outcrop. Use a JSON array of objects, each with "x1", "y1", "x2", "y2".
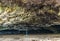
[{"x1": 0, "y1": 0, "x2": 60, "y2": 30}]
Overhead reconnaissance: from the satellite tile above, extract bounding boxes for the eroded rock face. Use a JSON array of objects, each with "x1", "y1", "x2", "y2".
[
  {"x1": 0, "y1": 0, "x2": 57, "y2": 6},
  {"x1": 0, "y1": 0, "x2": 59, "y2": 29}
]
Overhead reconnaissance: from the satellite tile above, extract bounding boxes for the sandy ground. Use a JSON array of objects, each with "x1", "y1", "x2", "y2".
[{"x1": 0, "y1": 34, "x2": 60, "y2": 41}]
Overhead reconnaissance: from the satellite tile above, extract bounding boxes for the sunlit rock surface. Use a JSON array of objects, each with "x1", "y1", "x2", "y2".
[{"x1": 0, "y1": 0, "x2": 59, "y2": 33}]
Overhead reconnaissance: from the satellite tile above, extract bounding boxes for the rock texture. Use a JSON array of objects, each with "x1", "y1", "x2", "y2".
[{"x1": 0, "y1": 0, "x2": 60, "y2": 31}]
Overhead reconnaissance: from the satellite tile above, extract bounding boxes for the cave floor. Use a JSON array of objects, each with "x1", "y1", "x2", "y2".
[{"x1": 0, "y1": 34, "x2": 60, "y2": 41}]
